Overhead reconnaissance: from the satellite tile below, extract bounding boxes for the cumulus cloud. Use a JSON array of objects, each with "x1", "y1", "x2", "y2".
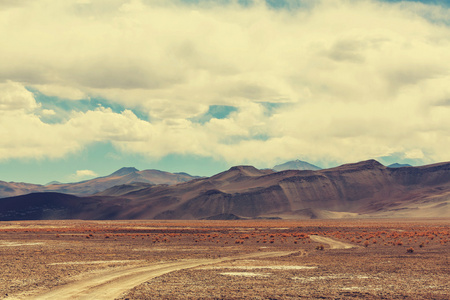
[
  {"x1": 1, "y1": 0, "x2": 450, "y2": 166},
  {"x1": 40, "y1": 109, "x2": 56, "y2": 116},
  {"x1": 0, "y1": 81, "x2": 39, "y2": 111},
  {"x1": 0, "y1": 95, "x2": 153, "y2": 160},
  {"x1": 73, "y1": 169, "x2": 98, "y2": 179},
  {"x1": 404, "y1": 149, "x2": 425, "y2": 159}
]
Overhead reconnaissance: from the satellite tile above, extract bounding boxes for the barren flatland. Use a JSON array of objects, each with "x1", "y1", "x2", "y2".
[{"x1": 0, "y1": 219, "x2": 448, "y2": 299}]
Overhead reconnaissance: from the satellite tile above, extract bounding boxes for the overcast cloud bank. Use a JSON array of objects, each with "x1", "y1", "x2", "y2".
[{"x1": 1, "y1": 0, "x2": 450, "y2": 168}]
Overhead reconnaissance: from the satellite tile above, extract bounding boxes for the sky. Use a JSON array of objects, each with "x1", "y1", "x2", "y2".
[{"x1": 1, "y1": 0, "x2": 450, "y2": 184}]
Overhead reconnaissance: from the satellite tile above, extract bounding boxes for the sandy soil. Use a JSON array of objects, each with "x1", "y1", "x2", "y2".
[
  {"x1": 34, "y1": 260, "x2": 224, "y2": 300},
  {"x1": 0, "y1": 219, "x2": 449, "y2": 299},
  {"x1": 37, "y1": 252, "x2": 296, "y2": 300},
  {"x1": 309, "y1": 235, "x2": 355, "y2": 249}
]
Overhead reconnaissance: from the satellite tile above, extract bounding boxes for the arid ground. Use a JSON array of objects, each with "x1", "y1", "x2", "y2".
[{"x1": 0, "y1": 219, "x2": 448, "y2": 299}]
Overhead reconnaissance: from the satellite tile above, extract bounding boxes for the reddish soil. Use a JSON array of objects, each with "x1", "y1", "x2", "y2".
[{"x1": 0, "y1": 219, "x2": 448, "y2": 299}]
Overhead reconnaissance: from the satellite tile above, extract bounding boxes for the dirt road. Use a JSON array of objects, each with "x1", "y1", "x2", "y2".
[
  {"x1": 309, "y1": 235, "x2": 355, "y2": 249},
  {"x1": 27, "y1": 251, "x2": 294, "y2": 300}
]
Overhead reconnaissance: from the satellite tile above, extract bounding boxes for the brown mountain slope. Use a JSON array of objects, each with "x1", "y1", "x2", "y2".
[
  {"x1": 0, "y1": 181, "x2": 43, "y2": 198},
  {"x1": 0, "y1": 168, "x2": 199, "y2": 198},
  {"x1": 93, "y1": 160, "x2": 450, "y2": 219},
  {"x1": 1, "y1": 160, "x2": 449, "y2": 220},
  {"x1": 45, "y1": 168, "x2": 199, "y2": 195},
  {"x1": 0, "y1": 192, "x2": 127, "y2": 221}
]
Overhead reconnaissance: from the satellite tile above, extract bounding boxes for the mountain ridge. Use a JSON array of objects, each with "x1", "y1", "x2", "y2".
[
  {"x1": 1, "y1": 159, "x2": 449, "y2": 220},
  {"x1": 108, "y1": 167, "x2": 139, "y2": 177},
  {"x1": 0, "y1": 167, "x2": 200, "y2": 198}
]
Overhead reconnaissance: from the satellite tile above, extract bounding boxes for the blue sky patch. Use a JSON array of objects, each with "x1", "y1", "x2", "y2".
[
  {"x1": 29, "y1": 88, "x2": 150, "y2": 123},
  {"x1": 380, "y1": 0, "x2": 449, "y2": 5},
  {"x1": 190, "y1": 105, "x2": 238, "y2": 124},
  {"x1": 260, "y1": 102, "x2": 284, "y2": 116},
  {"x1": 0, "y1": 143, "x2": 229, "y2": 184},
  {"x1": 378, "y1": 153, "x2": 424, "y2": 167},
  {"x1": 180, "y1": 0, "x2": 312, "y2": 9}
]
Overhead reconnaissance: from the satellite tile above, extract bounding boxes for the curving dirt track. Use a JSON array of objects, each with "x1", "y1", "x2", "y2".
[
  {"x1": 309, "y1": 235, "x2": 355, "y2": 249},
  {"x1": 30, "y1": 251, "x2": 294, "y2": 300}
]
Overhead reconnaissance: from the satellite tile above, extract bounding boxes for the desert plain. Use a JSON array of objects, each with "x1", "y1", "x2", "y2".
[{"x1": 0, "y1": 218, "x2": 448, "y2": 300}]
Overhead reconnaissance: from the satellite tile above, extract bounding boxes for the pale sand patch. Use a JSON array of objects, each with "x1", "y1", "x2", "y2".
[
  {"x1": 309, "y1": 235, "x2": 355, "y2": 249},
  {"x1": 202, "y1": 265, "x2": 317, "y2": 270},
  {"x1": 292, "y1": 274, "x2": 376, "y2": 282},
  {"x1": 48, "y1": 260, "x2": 142, "y2": 266},
  {"x1": 133, "y1": 247, "x2": 209, "y2": 252},
  {"x1": 0, "y1": 225, "x2": 70, "y2": 229},
  {"x1": 292, "y1": 275, "x2": 342, "y2": 281},
  {"x1": 341, "y1": 287, "x2": 363, "y2": 291},
  {"x1": 0, "y1": 241, "x2": 43, "y2": 247},
  {"x1": 220, "y1": 272, "x2": 271, "y2": 277}
]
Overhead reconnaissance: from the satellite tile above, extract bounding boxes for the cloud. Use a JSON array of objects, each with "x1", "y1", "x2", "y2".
[
  {"x1": 73, "y1": 169, "x2": 98, "y2": 179},
  {"x1": 31, "y1": 84, "x2": 87, "y2": 101},
  {"x1": 1, "y1": 0, "x2": 450, "y2": 166},
  {"x1": 0, "y1": 96, "x2": 153, "y2": 160},
  {"x1": 0, "y1": 81, "x2": 39, "y2": 111},
  {"x1": 404, "y1": 149, "x2": 424, "y2": 159}
]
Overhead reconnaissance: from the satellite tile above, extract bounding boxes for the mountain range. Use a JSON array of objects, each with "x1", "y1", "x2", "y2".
[
  {"x1": 0, "y1": 167, "x2": 199, "y2": 198},
  {"x1": 1, "y1": 160, "x2": 320, "y2": 198},
  {"x1": 0, "y1": 160, "x2": 449, "y2": 220}
]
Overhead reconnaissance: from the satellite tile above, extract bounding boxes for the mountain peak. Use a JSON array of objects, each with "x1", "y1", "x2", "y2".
[
  {"x1": 334, "y1": 159, "x2": 385, "y2": 171},
  {"x1": 227, "y1": 165, "x2": 265, "y2": 176},
  {"x1": 211, "y1": 165, "x2": 266, "y2": 181},
  {"x1": 273, "y1": 160, "x2": 321, "y2": 172},
  {"x1": 228, "y1": 165, "x2": 259, "y2": 172},
  {"x1": 359, "y1": 159, "x2": 385, "y2": 168},
  {"x1": 45, "y1": 181, "x2": 62, "y2": 186},
  {"x1": 109, "y1": 167, "x2": 139, "y2": 177}
]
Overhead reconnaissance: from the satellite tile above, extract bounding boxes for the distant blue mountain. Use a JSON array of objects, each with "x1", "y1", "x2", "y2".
[
  {"x1": 109, "y1": 167, "x2": 139, "y2": 177},
  {"x1": 387, "y1": 163, "x2": 412, "y2": 168},
  {"x1": 273, "y1": 160, "x2": 321, "y2": 171}
]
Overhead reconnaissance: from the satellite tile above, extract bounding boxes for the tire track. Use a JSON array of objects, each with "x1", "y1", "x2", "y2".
[
  {"x1": 309, "y1": 235, "x2": 355, "y2": 249},
  {"x1": 28, "y1": 251, "x2": 294, "y2": 300}
]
